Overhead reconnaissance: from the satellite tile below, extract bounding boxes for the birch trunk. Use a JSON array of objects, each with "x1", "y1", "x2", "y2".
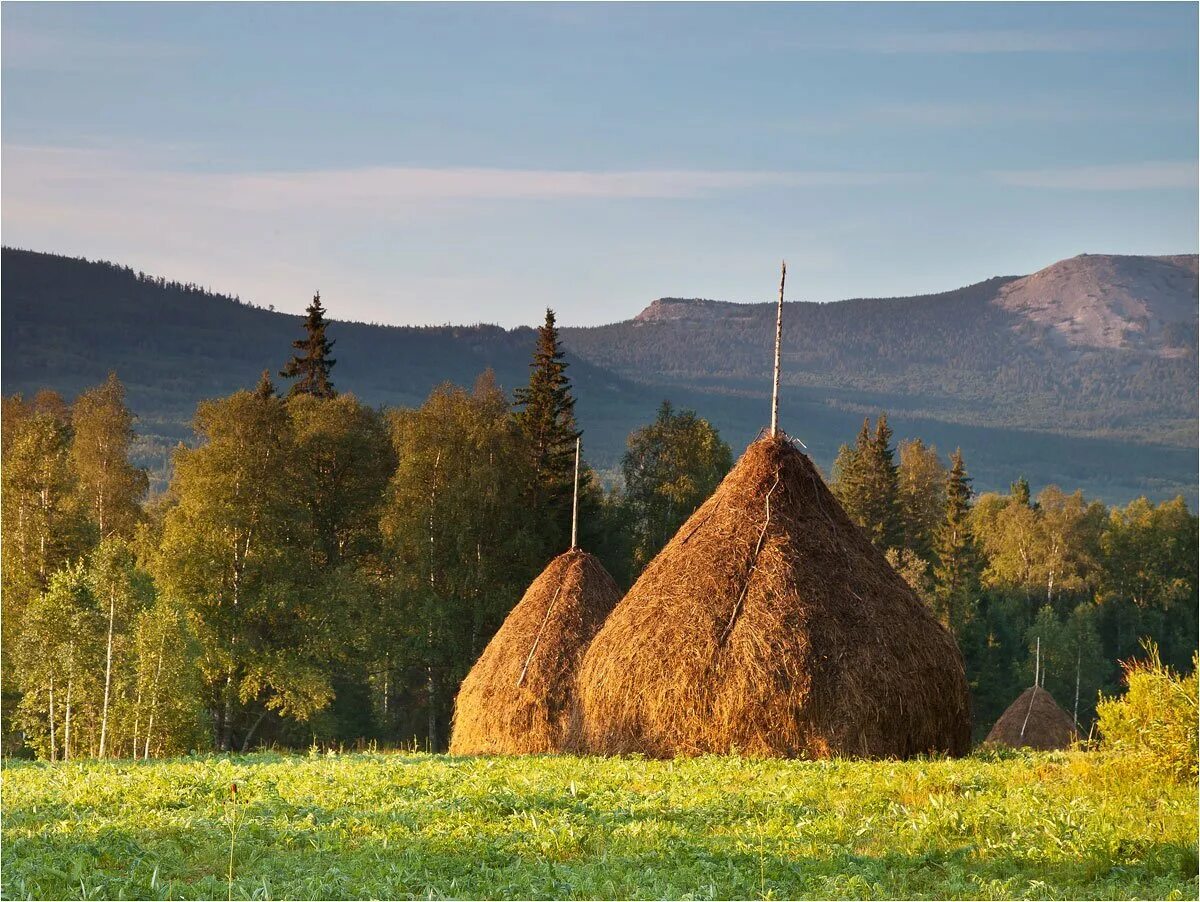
[
  {"x1": 99, "y1": 589, "x2": 116, "y2": 757},
  {"x1": 48, "y1": 678, "x2": 57, "y2": 762},
  {"x1": 63, "y1": 673, "x2": 72, "y2": 761},
  {"x1": 143, "y1": 632, "x2": 166, "y2": 758}
]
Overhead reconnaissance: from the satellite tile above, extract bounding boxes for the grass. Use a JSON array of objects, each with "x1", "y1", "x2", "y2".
[{"x1": 2, "y1": 749, "x2": 1196, "y2": 900}]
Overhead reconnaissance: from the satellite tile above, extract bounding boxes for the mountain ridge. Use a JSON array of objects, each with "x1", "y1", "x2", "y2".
[{"x1": 2, "y1": 246, "x2": 1195, "y2": 503}]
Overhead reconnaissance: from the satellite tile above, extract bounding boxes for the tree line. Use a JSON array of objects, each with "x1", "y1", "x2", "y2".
[
  {"x1": 829, "y1": 416, "x2": 1197, "y2": 731},
  {"x1": 3, "y1": 297, "x2": 1195, "y2": 757}
]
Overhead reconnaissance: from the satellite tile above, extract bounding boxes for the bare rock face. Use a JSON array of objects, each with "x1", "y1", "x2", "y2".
[
  {"x1": 993, "y1": 254, "x2": 1198, "y2": 355},
  {"x1": 633, "y1": 297, "x2": 752, "y2": 325}
]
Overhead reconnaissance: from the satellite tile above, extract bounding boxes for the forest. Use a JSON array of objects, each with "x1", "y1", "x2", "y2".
[{"x1": 3, "y1": 296, "x2": 1196, "y2": 760}]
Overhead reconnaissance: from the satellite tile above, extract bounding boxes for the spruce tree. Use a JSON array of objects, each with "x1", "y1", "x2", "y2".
[
  {"x1": 280, "y1": 293, "x2": 336, "y2": 399},
  {"x1": 831, "y1": 418, "x2": 872, "y2": 524},
  {"x1": 513, "y1": 309, "x2": 580, "y2": 549},
  {"x1": 1010, "y1": 476, "x2": 1031, "y2": 506},
  {"x1": 863, "y1": 413, "x2": 903, "y2": 550},
  {"x1": 933, "y1": 448, "x2": 980, "y2": 632},
  {"x1": 253, "y1": 370, "x2": 276, "y2": 400}
]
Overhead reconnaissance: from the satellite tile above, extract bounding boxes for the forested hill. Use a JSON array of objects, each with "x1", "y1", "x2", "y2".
[
  {"x1": 560, "y1": 253, "x2": 1199, "y2": 447},
  {"x1": 2, "y1": 247, "x2": 1196, "y2": 502},
  {"x1": 0, "y1": 248, "x2": 661, "y2": 477}
]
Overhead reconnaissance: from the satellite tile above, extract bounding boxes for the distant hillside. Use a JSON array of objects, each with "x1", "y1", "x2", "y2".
[
  {"x1": 2, "y1": 248, "x2": 1195, "y2": 503},
  {"x1": 561, "y1": 254, "x2": 1199, "y2": 446}
]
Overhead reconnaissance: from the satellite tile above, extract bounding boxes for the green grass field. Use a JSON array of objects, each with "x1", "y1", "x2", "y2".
[{"x1": 3, "y1": 749, "x2": 1196, "y2": 900}]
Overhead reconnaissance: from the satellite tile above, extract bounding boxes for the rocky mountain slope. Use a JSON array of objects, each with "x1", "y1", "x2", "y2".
[{"x1": 561, "y1": 254, "x2": 1198, "y2": 446}]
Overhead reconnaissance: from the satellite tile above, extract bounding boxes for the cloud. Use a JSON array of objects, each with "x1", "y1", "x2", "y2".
[
  {"x1": 990, "y1": 161, "x2": 1198, "y2": 191},
  {"x1": 1, "y1": 24, "x2": 190, "y2": 72},
  {"x1": 1, "y1": 144, "x2": 914, "y2": 214},
  {"x1": 837, "y1": 28, "x2": 1166, "y2": 55}
]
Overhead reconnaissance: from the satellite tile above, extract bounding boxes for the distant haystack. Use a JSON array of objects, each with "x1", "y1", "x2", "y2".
[
  {"x1": 450, "y1": 549, "x2": 620, "y2": 755},
  {"x1": 572, "y1": 435, "x2": 971, "y2": 759},
  {"x1": 984, "y1": 686, "x2": 1078, "y2": 751}
]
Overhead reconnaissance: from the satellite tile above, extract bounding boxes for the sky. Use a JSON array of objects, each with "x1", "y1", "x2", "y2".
[{"x1": 2, "y1": 2, "x2": 1197, "y2": 327}]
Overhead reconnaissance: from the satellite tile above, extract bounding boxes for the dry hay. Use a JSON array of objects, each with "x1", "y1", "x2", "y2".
[
  {"x1": 984, "y1": 686, "x2": 1078, "y2": 751},
  {"x1": 450, "y1": 549, "x2": 621, "y2": 755},
  {"x1": 571, "y1": 435, "x2": 971, "y2": 759}
]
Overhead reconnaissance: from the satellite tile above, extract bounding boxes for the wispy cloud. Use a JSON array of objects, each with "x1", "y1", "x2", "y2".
[
  {"x1": 991, "y1": 161, "x2": 1198, "y2": 191},
  {"x1": 1, "y1": 144, "x2": 915, "y2": 212},
  {"x1": 837, "y1": 28, "x2": 1166, "y2": 55},
  {"x1": 1, "y1": 24, "x2": 190, "y2": 72}
]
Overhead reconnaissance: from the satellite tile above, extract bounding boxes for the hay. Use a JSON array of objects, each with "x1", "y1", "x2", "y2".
[
  {"x1": 571, "y1": 435, "x2": 971, "y2": 759},
  {"x1": 984, "y1": 686, "x2": 1078, "y2": 750},
  {"x1": 450, "y1": 549, "x2": 621, "y2": 755}
]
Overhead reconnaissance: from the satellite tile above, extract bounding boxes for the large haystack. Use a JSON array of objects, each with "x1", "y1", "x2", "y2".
[
  {"x1": 984, "y1": 686, "x2": 1077, "y2": 750},
  {"x1": 450, "y1": 549, "x2": 620, "y2": 755},
  {"x1": 572, "y1": 435, "x2": 971, "y2": 759}
]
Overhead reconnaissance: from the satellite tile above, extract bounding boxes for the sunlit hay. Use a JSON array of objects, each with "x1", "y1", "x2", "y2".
[
  {"x1": 571, "y1": 434, "x2": 972, "y2": 759},
  {"x1": 450, "y1": 549, "x2": 621, "y2": 755},
  {"x1": 984, "y1": 686, "x2": 1078, "y2": 751}
]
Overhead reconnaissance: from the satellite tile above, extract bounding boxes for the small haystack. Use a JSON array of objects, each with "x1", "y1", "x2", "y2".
[
  {"x1": 450, "y1": 548, "x2": 621, "y2": 755},
  {"x1": 984, "y1": 686, "x2": 1077, "y2": 750},
  {"x1": 572, "y1": 434, "x2": 971, "y2": 759}
]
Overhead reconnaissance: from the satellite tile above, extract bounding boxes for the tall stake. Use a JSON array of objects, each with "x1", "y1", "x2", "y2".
[
  {"x1": 1020, "y1": 637, "x2": 1041, "y2": 740},
  {"x1": 571, "y1": 436, "x2": 581, "y2": 549},
  {"x1": 771, "y1": 260, "x2": 786, "y2": 437}
]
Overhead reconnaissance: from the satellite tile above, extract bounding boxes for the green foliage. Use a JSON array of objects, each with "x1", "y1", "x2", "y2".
[
  {"x1": 154, "y1": 388, "x2": 333, "y2": 748},
  {"x1": 1021, "y1": 604, "x2": 1106, "y2": 727},
  {"x1": 279, "y1": 292, "x2": 336, "y2": 399},
  {"x1": 3, "y1": 751, "x2": 1196, "y2": 900},
  {"x1": 620, "y1": 401, "x2": 732, "y2": 573},
  {"x1": 832, "y1": 415, "x2": 902, "y2": 551},
  {"x1": 70, "y1": 373, "x2": 148, "y2": 540},
  {"x1": 380, "y1": 374, "x2": 543, "y2": 747},
  {"x1": 898, "y1": 438, "x2": 947, "y2": 561},
  {"x1": 933, "y1": 449, "x2": 981, "y2": 632},
  {"x1": 1097, "y1": 642, "x2": 1199, "y2": 783},
  {"x1": 513, "y1": 309, "x2": 581, "y2": 554}
]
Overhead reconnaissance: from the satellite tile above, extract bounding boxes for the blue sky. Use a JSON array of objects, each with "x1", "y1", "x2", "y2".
[{"x1": 3, "y1": 3, "x2": 1196, "y2": 326}]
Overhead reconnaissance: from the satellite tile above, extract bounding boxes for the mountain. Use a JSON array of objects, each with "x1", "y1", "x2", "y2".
[
  {"x1": 994, "y1": 254, "x2": 1198, "y2": 353},
  {"x1": 2, "y1": 247, "x2": 1196, "y2": 503},
  {"x1": 561, "y1": 254, "x2": 1198, "y2": 446}
]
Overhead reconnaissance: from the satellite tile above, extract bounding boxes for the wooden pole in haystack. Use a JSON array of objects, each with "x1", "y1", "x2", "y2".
[
  {"x1": 771, "y1": 260, "x2": 786, "y2": 437},
  {"x1": 1020, "y1": 637, "x2": 1040, "y2": 740},
  {"x1": 571, "y1": 436, "x2": 581, "y2": 550}
]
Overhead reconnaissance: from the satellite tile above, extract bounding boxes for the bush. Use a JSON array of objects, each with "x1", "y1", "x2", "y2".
[{"x1": 1096, "y1": 641, "x2": 1198, "y2": 782}]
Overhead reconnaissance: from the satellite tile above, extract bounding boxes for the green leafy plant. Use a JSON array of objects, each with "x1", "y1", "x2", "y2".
[{"x1": 1096, "y1": 640, "x2": 1199, "y2": 782}]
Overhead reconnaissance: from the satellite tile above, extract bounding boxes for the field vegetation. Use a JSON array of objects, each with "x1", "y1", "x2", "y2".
[{"x1": 3, "y1": 748, "x2": 1197, "y2": 901}]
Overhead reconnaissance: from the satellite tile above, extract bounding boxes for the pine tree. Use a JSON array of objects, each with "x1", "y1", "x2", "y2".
[
  {"x1": 1010, "y1": 476, "x2": 1031, "y2": 506},
  {"x1": 513, "y1": 309, "x2": 580, "y2": 550},
  {"x1": 280, "y1": 293, "x2": 336, "y2": 398},
  {"x1": 933, "y1": 448, "x2": 980, "y2": 632}
]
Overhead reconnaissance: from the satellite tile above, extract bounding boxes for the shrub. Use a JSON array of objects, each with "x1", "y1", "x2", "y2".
[{"x1": 1096, "y1": 640, "x2": 1198, "y2": 782}]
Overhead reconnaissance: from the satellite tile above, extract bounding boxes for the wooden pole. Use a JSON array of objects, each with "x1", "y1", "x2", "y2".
[
  {"x1": 771, "y1": 261, "x2": 786, "y2": 437},
  {"x1": 571, "y1": 437, "x2": 581, "y2": 549},
  {"x1": 1020, "y1": 637, "x2": 1040, "y2": 740}
]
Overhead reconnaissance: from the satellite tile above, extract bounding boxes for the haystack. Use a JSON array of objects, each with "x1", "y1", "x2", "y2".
[
  {"x1": 450, "y1": 549, "x2": 621, "y2": 755},
  {"x1": 572, "y1": 434, "x2": 971, "y2": 759},
  {"x1": 984, "y1": 686, "x2": 1077, "y2": 750}
]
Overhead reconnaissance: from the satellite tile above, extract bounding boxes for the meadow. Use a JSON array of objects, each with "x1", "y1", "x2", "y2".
[{"x1": 3, "y1": 749, "x2": 1196, "y2": 901}]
